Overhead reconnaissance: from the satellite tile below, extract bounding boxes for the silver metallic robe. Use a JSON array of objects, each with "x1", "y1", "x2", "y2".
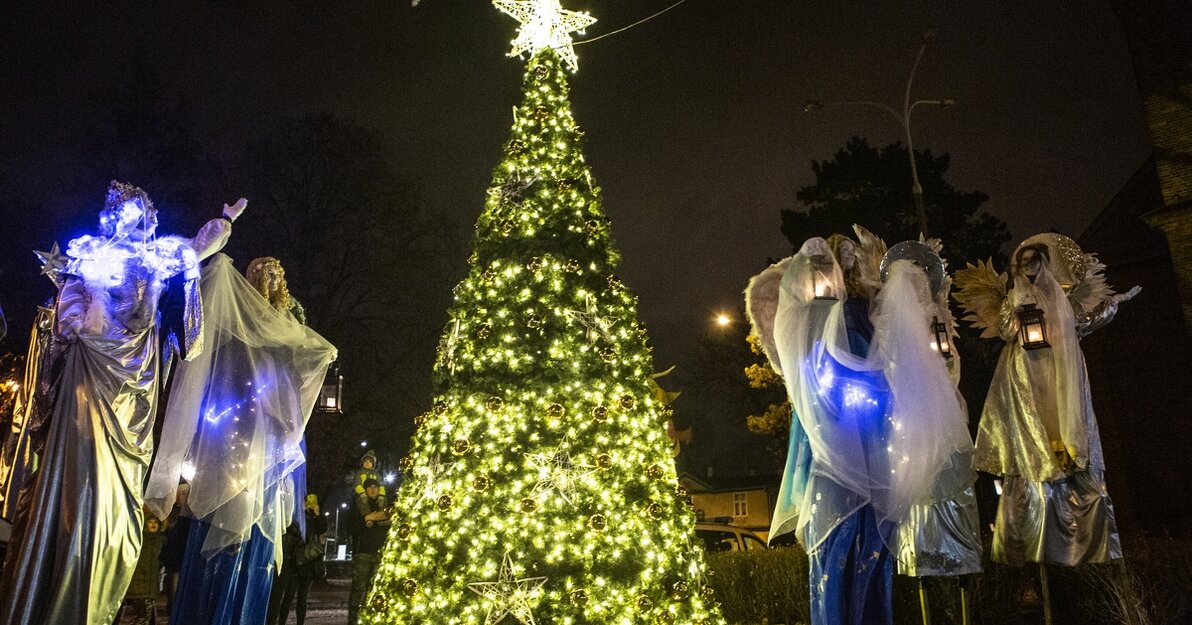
[{"x1": 0, "y1": 224, "x2": 226, "y2": 625}]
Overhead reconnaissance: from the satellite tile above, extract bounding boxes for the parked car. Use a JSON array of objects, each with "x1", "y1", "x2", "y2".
[{"x1": 694, "y1": 522, "x2": 768, "y2": 552}]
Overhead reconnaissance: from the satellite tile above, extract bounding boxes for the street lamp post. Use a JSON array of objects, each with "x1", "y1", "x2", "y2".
[{"x1": 803, "y1": 30, "x2": 955, "y2": 239}]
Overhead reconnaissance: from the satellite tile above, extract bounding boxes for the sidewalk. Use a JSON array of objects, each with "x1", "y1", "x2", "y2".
[{"x1": 125, "y1": 576, "x2": 352, "y2": 625}]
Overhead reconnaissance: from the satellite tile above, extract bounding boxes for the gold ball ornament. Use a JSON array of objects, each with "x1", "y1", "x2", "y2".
[
  {"x1": 534, "y1": 106, "x2": 549, "y2": 121},
  {"x1": 369, "y1": 593, "x2": 389, "y2": 611},
  {"x1": 546, "y1": 403, "x2": 565, "y2": 419},
  {"x1": 475, "y1": 324, "x2": 492, "y2": 340},
  {"x1": 607, "y1": 275, "x2": 623, "y2": 290},
  {"x1": 499, "y1": 219, "x2": 516, "y2": 235},
  {"x1": 401, "y1": 578, "x2": 419, "y2": 597},
  {"x1": 509, "y1": 139, "x2": 526, "y2": 153},
  {"x1": 534, "y1": 65, "x2": 549, "y2": 79},
  {"x1": 636, "y1": 596, "x2": 654, "y2": 611},
  {"x1": 433, "y1": 401, "x2": 449, "y2": 415},
  {"x1": 591, "y1": 406, "x2": 608, "y2": 423},
  {"x1": 527, "y1": 257, "x2": 544, "y2": 272},
  {"x1": 646, "y1": 464, "x2": 664, "y2": 479},
  {"x1": 397, "y1": 523, "x2": 414, "y2": 540},
  {"x1": 564, "y1": 259, "x2": 582, "y2": 273},
  {"x1": 570, "y1": 589, "x2": 589, "y2": 606},
  {"x1": 599, "y1": 347, "x2": 617, "y2": 363},
  {"x1": 526, "y1": 313, "x2": 543, "y2": 329},
  {"x1": 520, "y1": 497, "x2": 539, "y2": 513},
  {"x1": 451, "y1": 439, "x2": 471, "y2": 456},
  {"x1": 595, "y1": 453, "x2": 612, "y2": 469},
  {"x1": 436, "y1": 495, "x2": 453, "y2": 511},
  {"x1": 658, "y1": 611, "x2": 676, "y2": 625},
  {"x1": 485, "y1": 396, "x2": 504, "y2": 412},
  {"x1": 556, "y1": 179, "x2": 574, "y2": 192},
  {"x1": 588, "y1": 514, "x2": 607, "y2": 531},
  {"x1": 671, "y1": 581, "x2": 689, "y2": 599},
  {"x1": 414, "y1": 412, "x2": 429, "y2": 427},
  {"x1": 703, "y1": 585, "x2": 716, "y2": 598},
  {"x1": 618, "y1": 394, "x2": 636, "y2": 410},
  {"x1": 584, "y1": 219, "x2": 602, "y2": 236},
  {"x1": 646, "y1": 502, "x2": 663, "y2": 519},
  {"x1": 473, "y1": 475, "x2": 491, "y2": 492},
  {"x1": 481, "y1": 268, "x2": 497, "y2": 283}
]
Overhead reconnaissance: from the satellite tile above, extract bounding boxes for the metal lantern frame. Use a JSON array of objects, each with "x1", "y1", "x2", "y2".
[
  {"x1": 1016, "y1": 303, "x2": 1051, "y2": 350},
  {"x1": 317, "y1": 361, "x2": 344, "y2": 413},
  {"x1": 930, "y1": 316, "x2": 954, "y2": 359},
  {"x1": 810, "y1": 254, "x2": 838, "y2": 300}
]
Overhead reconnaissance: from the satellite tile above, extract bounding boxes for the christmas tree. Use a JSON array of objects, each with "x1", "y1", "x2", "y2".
[{"x1": 360, "y1": 3, "x2": 725, "y2": 625}]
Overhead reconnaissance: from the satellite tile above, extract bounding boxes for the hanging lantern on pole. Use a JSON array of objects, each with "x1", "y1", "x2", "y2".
[
  {"x1": 1016, "y1": 304, "x2": 1050, "y2": 350},
  {"x1": 930, "y1": 316, "x2": 953, "y2": 359},
  {"x1": 317, "y1": 362, "x2": 344, "y2": 413}
]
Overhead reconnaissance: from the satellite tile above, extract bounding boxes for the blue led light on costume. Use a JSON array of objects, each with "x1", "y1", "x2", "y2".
[
  {"x1": 812, "y1": 345, "x2": 890, "y2": 427},
  {"x1": 203, "y1": 382, "x2": 272, "y2": 424}
]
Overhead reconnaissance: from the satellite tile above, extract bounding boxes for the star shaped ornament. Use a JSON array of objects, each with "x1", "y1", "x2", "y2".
[
  {"x1": 412, "y1": 454, "x2": 454, "y2": 503},
  {"x1": 493, "y1": 0, "x2": 597, "y2": 72},
  {"x1": 436, "y1": 319, "x2": 461, "y2": 374},
  {"x1": 564, "y1": 294, "x2": 614, "y2": 342},
  {"x1": 467, "y1": 553, "x2": 549, "y2": 625},
  {"x1": 526, "y1": 449, "x2": 595, "y2": 504},
  {"x1": 34, "y1": 242, "x2": 69, "y2": 287}
]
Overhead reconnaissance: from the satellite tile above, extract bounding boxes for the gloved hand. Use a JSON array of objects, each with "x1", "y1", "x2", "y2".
[{"x1": 222, "y1": 198, "x2": 248, "y2": 222}]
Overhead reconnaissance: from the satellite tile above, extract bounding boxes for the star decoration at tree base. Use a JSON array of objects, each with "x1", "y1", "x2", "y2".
[{"x1": 467, "y1": 552, "x2": 549, "y2": 625}]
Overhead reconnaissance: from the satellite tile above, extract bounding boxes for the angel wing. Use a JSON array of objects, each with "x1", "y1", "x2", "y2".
[
  {"x1": 952, "y1": 258, "x2": 1007, "y2": 339},
  {"x1": 852, "y1": 224, "x2": 887, "y2": 296},
  {"x1": 1069, "y1": 253, "x2": 1114, "y2": 314},
  {"x1": 745, "y1": 257, "x2": 793, "y2": 376}
]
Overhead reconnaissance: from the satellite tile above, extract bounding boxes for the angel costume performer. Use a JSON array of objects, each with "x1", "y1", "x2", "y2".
[
  {"x1": 144, "y1": 254, "x2": 335, "y2": 625},
  {"x1": 0, "y1": 182, "x2": 244, "y2": 625},
  {"x1": 955, "y1": 233, "x2": 1137, "y2": 566},
  {"x1": 876, "y1": 241, "x2": 982, "y2": 578}
]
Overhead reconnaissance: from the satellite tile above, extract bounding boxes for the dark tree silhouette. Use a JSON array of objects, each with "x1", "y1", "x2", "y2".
[
  {"x1": 227, "y1": 113, "x2": 461, "y2": 496},
  {"x1": 783, "y1": 136, "x2": 1011, "y2": 269}
]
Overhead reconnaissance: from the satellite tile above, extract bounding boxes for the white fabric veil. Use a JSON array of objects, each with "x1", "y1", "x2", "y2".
[
  {"x1": 771, "y1": 238, "x2": 888, "y2": 547},
  {"x1": 146, "y1": 254, "x2": 336, "y2": 559},
  {"x1": 1014, "y1": 260, "x2": 1088, "y2": 469},
  {"x1": 868, "y1": 260, "x2": 974, "y2": 527}
]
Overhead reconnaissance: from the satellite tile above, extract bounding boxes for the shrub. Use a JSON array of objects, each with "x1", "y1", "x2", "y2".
[{"x1": 703, "y1": 533, "x2": 1192, "y2": 625}]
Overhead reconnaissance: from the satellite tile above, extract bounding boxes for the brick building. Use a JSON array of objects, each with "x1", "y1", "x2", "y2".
[{"x1": 1080, "y1": 2, "x2": 1192, "y2": 532}]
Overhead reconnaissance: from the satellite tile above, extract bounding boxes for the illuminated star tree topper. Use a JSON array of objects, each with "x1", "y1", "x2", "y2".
[{"x1": 493, "y1": 0, "x2": 596, "y2": 71}]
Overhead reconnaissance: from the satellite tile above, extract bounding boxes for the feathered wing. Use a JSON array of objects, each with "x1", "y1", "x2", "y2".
[
  {"x1": 952, "y1": 258, "x2": 1007, "y2": 339},
  {"x1": 745, "y1": 257, "x2": 792, "y2": 376},
  {"x1": 852, "y1": 223, "x2": 887, "y2": 295},
  {"x1": 1069, "y1": 253, "x2": 1115, "y2": 313}
]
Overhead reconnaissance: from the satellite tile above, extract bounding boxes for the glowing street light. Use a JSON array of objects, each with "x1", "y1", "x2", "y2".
[{"x1": 715, "y1": 314, "x2": 731, "y2": 327}]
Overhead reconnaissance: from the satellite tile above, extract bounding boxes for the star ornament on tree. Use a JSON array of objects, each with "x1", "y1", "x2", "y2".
[
  {"x1": 412, "y1": 454, "x2": 454, "y2": 503},
  {"x1": 564, "y1": 294, "x2": 614, "y2": 342},
  {"x1": 493, "y1": 0, "x2": 597, "y2": 72},
  {"x1": 526, "y1": 449, "x2": 595, "y2": 504},
  {"x1": 467, "y1": 553, "x2": 549, "y2": 625},
  {"x1": 437, "y1": 319, "x2": 462, "y2": 374}
]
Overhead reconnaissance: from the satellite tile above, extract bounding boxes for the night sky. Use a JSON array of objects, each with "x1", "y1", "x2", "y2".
[{"x1": 0, "y1": 1, "x2": 1150, "y2": 426}]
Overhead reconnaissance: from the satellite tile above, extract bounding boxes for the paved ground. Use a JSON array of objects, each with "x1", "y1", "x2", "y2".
[{"x1": 120, "y1": 576, "x2": 353, "y2": 625}]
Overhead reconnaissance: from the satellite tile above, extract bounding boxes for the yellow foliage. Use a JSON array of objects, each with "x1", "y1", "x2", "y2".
[{"x1": 745, "y1": 401, "x2": 791, "y2": 437}]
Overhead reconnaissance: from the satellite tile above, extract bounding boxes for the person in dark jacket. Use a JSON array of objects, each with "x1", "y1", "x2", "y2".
[
  {"x1": 119, "y1": 510, "x2": 167, "y2": 625},
  {"x1": 347, "y1": 480, "x2": 389, "y2": 625},
  {"x1": 271, "y1": 495, "x2": 328, "y2": 625},
  {"x1": 158, "y1": 484, "x2": 191, "y2": 618}
]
